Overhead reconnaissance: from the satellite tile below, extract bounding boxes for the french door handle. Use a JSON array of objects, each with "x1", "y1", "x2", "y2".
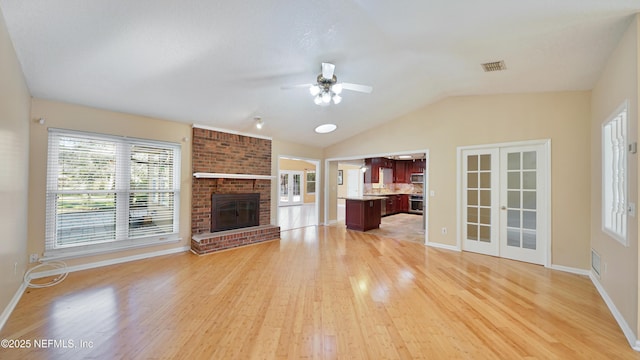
[{"x1": 501, "y1": 206, "x2": 507, "y2": 210}]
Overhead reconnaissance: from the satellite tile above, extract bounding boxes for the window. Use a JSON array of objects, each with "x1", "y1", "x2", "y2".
[
  {"x1": 602, "y1": 101, "x2": 628, "y2": 245},
  {"x1": 45, "y1": 129, "x2": 181, "y2": 257},
  {"x1": 306, "y1": 170, "x2": 316, "y2": 194}
]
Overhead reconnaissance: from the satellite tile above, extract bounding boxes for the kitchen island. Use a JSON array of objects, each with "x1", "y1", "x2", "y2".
[{"x1": 343, "y1": 196, "x2": 386, "y2": 231}]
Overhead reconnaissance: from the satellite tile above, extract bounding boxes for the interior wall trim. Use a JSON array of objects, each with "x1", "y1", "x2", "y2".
[
  {"x1": 0, "y1": 281, "x2": 29, "y2": 332},
  {"x1": 425, "y1": 242, "x2": 460, "y2": 252},
  {"x1": 29, "y1": 246, "x2": 191, "y2": 280},
  {"x1": 589, "y1": 272, "x2": 640, "y2": 351},
  {"x1": 548, "y1": 264, "x2": 590, "y2": 276}
]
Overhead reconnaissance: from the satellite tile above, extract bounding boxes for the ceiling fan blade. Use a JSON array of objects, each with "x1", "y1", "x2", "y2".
[
  {"x1": 280, "y1": 83, "x2": 313, "y2": 90},
  {"x1": 341, "y1": 82, "x2": 373, "y2": 93},
  {"x1": 321, "y1": 62, "x2": 335, "y2": 79}
]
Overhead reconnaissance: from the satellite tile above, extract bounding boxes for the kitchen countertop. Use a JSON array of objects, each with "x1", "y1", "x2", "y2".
[{"x1": 340, "y1": 195, "x2": 388, "y2": 201}]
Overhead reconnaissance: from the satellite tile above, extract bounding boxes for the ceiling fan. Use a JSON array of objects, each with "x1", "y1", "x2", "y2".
[{"x1": 282, "y1": 62, "x2": 373, "y2": 105}]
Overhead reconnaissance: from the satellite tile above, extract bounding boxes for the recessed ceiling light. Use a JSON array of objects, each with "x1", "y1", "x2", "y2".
[{"x1": 315, "y1": 124, "x2": 337, "y2": 134}]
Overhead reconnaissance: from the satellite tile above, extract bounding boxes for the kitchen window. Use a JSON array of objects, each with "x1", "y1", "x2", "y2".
[
  {"x1": 306, "y1": 170, "x2": 316, "y2": 194},
  {"x1": 45, "y1": 129, "x2": 181, "y2": 259}
]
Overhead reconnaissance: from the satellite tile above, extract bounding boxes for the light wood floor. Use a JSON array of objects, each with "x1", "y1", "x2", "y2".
[{"x1": 2, "y1": 225, "x2": 639, "y2": 359}]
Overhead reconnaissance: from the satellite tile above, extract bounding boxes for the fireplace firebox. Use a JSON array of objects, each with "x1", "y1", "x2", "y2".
[{"x1": 211, "y1": 193, "x2": 260, "y2": 232}]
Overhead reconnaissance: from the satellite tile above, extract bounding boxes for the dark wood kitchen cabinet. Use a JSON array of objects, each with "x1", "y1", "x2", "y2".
[
  {"x1": 394, "y1": 161, "x2": 409, "y2": 183},
  {"x1": 346, "y1": 198, "x2": 382, "y2": 231},
  {"x1": 364, "y1": 158, "x2": 377, "y2": 183},
  {"x1": 365, "y1": 157, "x2": 394, "y2": 183},
  {"x1": 385, "y1": 195, "x2": 395, "y2": 215},
  {"x1": 411, "y1": 159, "x2": 426, "y2": 174},
  {"x1": 398, "y1": 194, "x2": 409, "y2": 212}
]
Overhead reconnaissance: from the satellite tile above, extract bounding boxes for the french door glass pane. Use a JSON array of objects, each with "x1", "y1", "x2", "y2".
[
  {"x1": 468, "y1": 224, "x2": 478, "y2": 240},
  {"x1": 508, "y1": 173, "x2": 520, "y2": 189},
  {"x1": 523, "y1": 151, "x2": 537, "y2": 170},
  {"x1": 468, "y1": 155, "x2": 478, "y2": 171},
  {"x1": 480, "y1": 155, "x2": 491, "y2": 170},
  {"x1": 479, "y1": 225, "x2": 490, "y2": 242},
  {"x1": 508, "y1": 153, "x2": 520, "y2": 170},
  {"x1": 467, "y1": 207, "x2": 478, "y2": 223},
  {"x1": 468, "y1": 172, "x2": 478, "y2": 188},
  {"x1": 507, "y1": 229, "x2": 520, "y2": 247},
  {"x1": 523, "y1": 230, "x2": 537, "y2": 250}
]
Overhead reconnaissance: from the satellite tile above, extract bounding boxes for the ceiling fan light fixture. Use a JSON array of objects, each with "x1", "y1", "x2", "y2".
[
  {"x1": 314, "y1": 95, "x2": 323, "y2": 105},
  {"x1": 321, "y1": 92, "x2": 331, "y2": 103},
  {"x1": 332, "y1": 94, "x2": 342, "y2": 104},
  {"x1": 331, "y1": 83, "x2": 342, "y2": 94},
  {"x1": 309, "y1": 85, "x2": 320, "y2": 96}
]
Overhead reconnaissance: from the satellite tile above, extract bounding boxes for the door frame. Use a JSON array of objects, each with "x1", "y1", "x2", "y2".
[
  {"x1": 277, "y1": 156, "x2": 320, "y2": 226},
  {"x1": 325, "y1": 149, "x2": 430, "y2": 244},
  {"x1": 456, "y1": 139, "x2": 552, "y2": 267}
]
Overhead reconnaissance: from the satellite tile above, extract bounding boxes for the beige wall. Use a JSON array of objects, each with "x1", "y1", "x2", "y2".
[
  {"x1": 279, "y1": 158, "x2": 317, "y2": 204},
  {"x1": 325, "y1": 91, "x2": 591, "y2": 269},
  {"x1": 271, "y1": 140, "x2": 323, "y2": 224},
  {"x1": 591, "y1": 15, "x2": 639, "y2": 337},
  {"x1": 28, "y1": 99, "x2": 192, "y2": 268},
  {"x1": 0, "y1": 7, "x2": 31, "y2": 318}
]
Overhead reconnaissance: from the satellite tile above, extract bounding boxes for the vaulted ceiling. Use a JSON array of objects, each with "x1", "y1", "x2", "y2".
[{"x1": 2, "y1": 0, "x2": 640, "y2": 147}]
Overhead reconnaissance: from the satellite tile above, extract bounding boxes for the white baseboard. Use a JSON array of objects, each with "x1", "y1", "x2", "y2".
[
  {"x1": 425, "y1": 241, "x2": 460, "y2": 252},
  {"x1": 589, "y1": 272, "x2": 640, "y2": 351},
  {"x1": 30, "y1": 246, "x2": 191, "y2": 279},
  {"x1": 0, "y1": 281, "x2": 28, "y2": 331},
  {"x1": 0, "y1": 246, "x2": 190, "y2": 331},
  {"x1": 549, "y1": 264, "x2": 590, "y2": 276}
]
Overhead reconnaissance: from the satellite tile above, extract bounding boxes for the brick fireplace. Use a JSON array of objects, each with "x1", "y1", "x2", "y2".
[{"x1": 191, "y1": 127, "x2": 280, "y2": 255}]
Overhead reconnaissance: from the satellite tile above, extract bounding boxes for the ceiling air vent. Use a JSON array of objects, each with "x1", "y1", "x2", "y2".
[{"x1": 481, "y1": 60, "x2": 506, "y2": 72}]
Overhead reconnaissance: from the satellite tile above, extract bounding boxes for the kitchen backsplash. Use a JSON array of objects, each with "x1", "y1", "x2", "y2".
[{"x1": 364, "y1": 183, "x2": 423, "y2": 194}]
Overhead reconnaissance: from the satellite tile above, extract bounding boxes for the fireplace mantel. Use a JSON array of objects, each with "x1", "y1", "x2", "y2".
[{"x1": 193, "y1": 172, "x2": 274, "y2": 180}]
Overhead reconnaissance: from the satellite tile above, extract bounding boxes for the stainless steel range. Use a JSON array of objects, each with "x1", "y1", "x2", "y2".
[{"x1": 409, "y1": 194, "x2": 423, "y2": 214}]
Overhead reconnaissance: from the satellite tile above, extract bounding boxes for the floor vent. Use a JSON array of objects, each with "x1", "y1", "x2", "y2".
[
  {"x1": 591, "y1": 249, "x2": 601, "y2": 277},
  {"x1": 481, "y1": 60, "x2": 506, "y2": 72}
]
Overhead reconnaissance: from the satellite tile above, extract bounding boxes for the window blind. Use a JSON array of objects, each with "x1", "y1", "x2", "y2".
[{"x1": 45, "y1": 129, "x2": 180, "y2": 254}]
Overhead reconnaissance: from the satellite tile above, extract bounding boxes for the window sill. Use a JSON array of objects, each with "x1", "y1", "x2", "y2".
[{"x1": 41, "y1": 235, "x2": 182, "y2": 262}]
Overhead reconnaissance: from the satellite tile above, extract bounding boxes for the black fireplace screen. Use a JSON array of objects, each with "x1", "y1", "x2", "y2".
[{"x1": 211, "y1": 193, "x2": 260, "y2": 232}]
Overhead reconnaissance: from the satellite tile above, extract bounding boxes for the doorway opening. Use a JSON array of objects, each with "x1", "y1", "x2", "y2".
[
  {"x1": 326, "y1": 150, "x2": 429, "y2": 245},
  {"x1": 278, "y1": 156, "x2": 319, "y2": 231}
]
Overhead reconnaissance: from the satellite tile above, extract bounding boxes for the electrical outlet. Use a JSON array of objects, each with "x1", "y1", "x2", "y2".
[
  {"x1": 29, "y1": 253, "x2": 39, "y2": 263},
  {"x1": 14, "y1": 262, "x2": 17, "y2": 275},
  {"x1": 441, "y1": 227, "x2": 447, "y2": 235}
]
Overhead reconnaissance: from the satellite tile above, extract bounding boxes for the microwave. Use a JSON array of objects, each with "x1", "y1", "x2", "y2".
[{"x1": 410, "y1": 173, "x2": 423, "y2": 183}]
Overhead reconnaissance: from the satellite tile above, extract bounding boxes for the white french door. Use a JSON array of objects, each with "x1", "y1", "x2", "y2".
[
  {"x1": 279, "y1": 171, "x2": 303, "y2": 206},
  {"x1": 461, "y1": 141, "x2": 549, "y2": 265},
  {"x1": 462, "y1": 148, "x2": 500, "y2": 256}
]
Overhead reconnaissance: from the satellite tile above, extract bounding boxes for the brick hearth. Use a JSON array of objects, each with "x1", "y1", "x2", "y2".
[
  {"x1": 191, "y1": 225, "x2": 281, "y2": 255},
  {"x1": 191, "y1": 127, "x2": 280, "y2": 254}
]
